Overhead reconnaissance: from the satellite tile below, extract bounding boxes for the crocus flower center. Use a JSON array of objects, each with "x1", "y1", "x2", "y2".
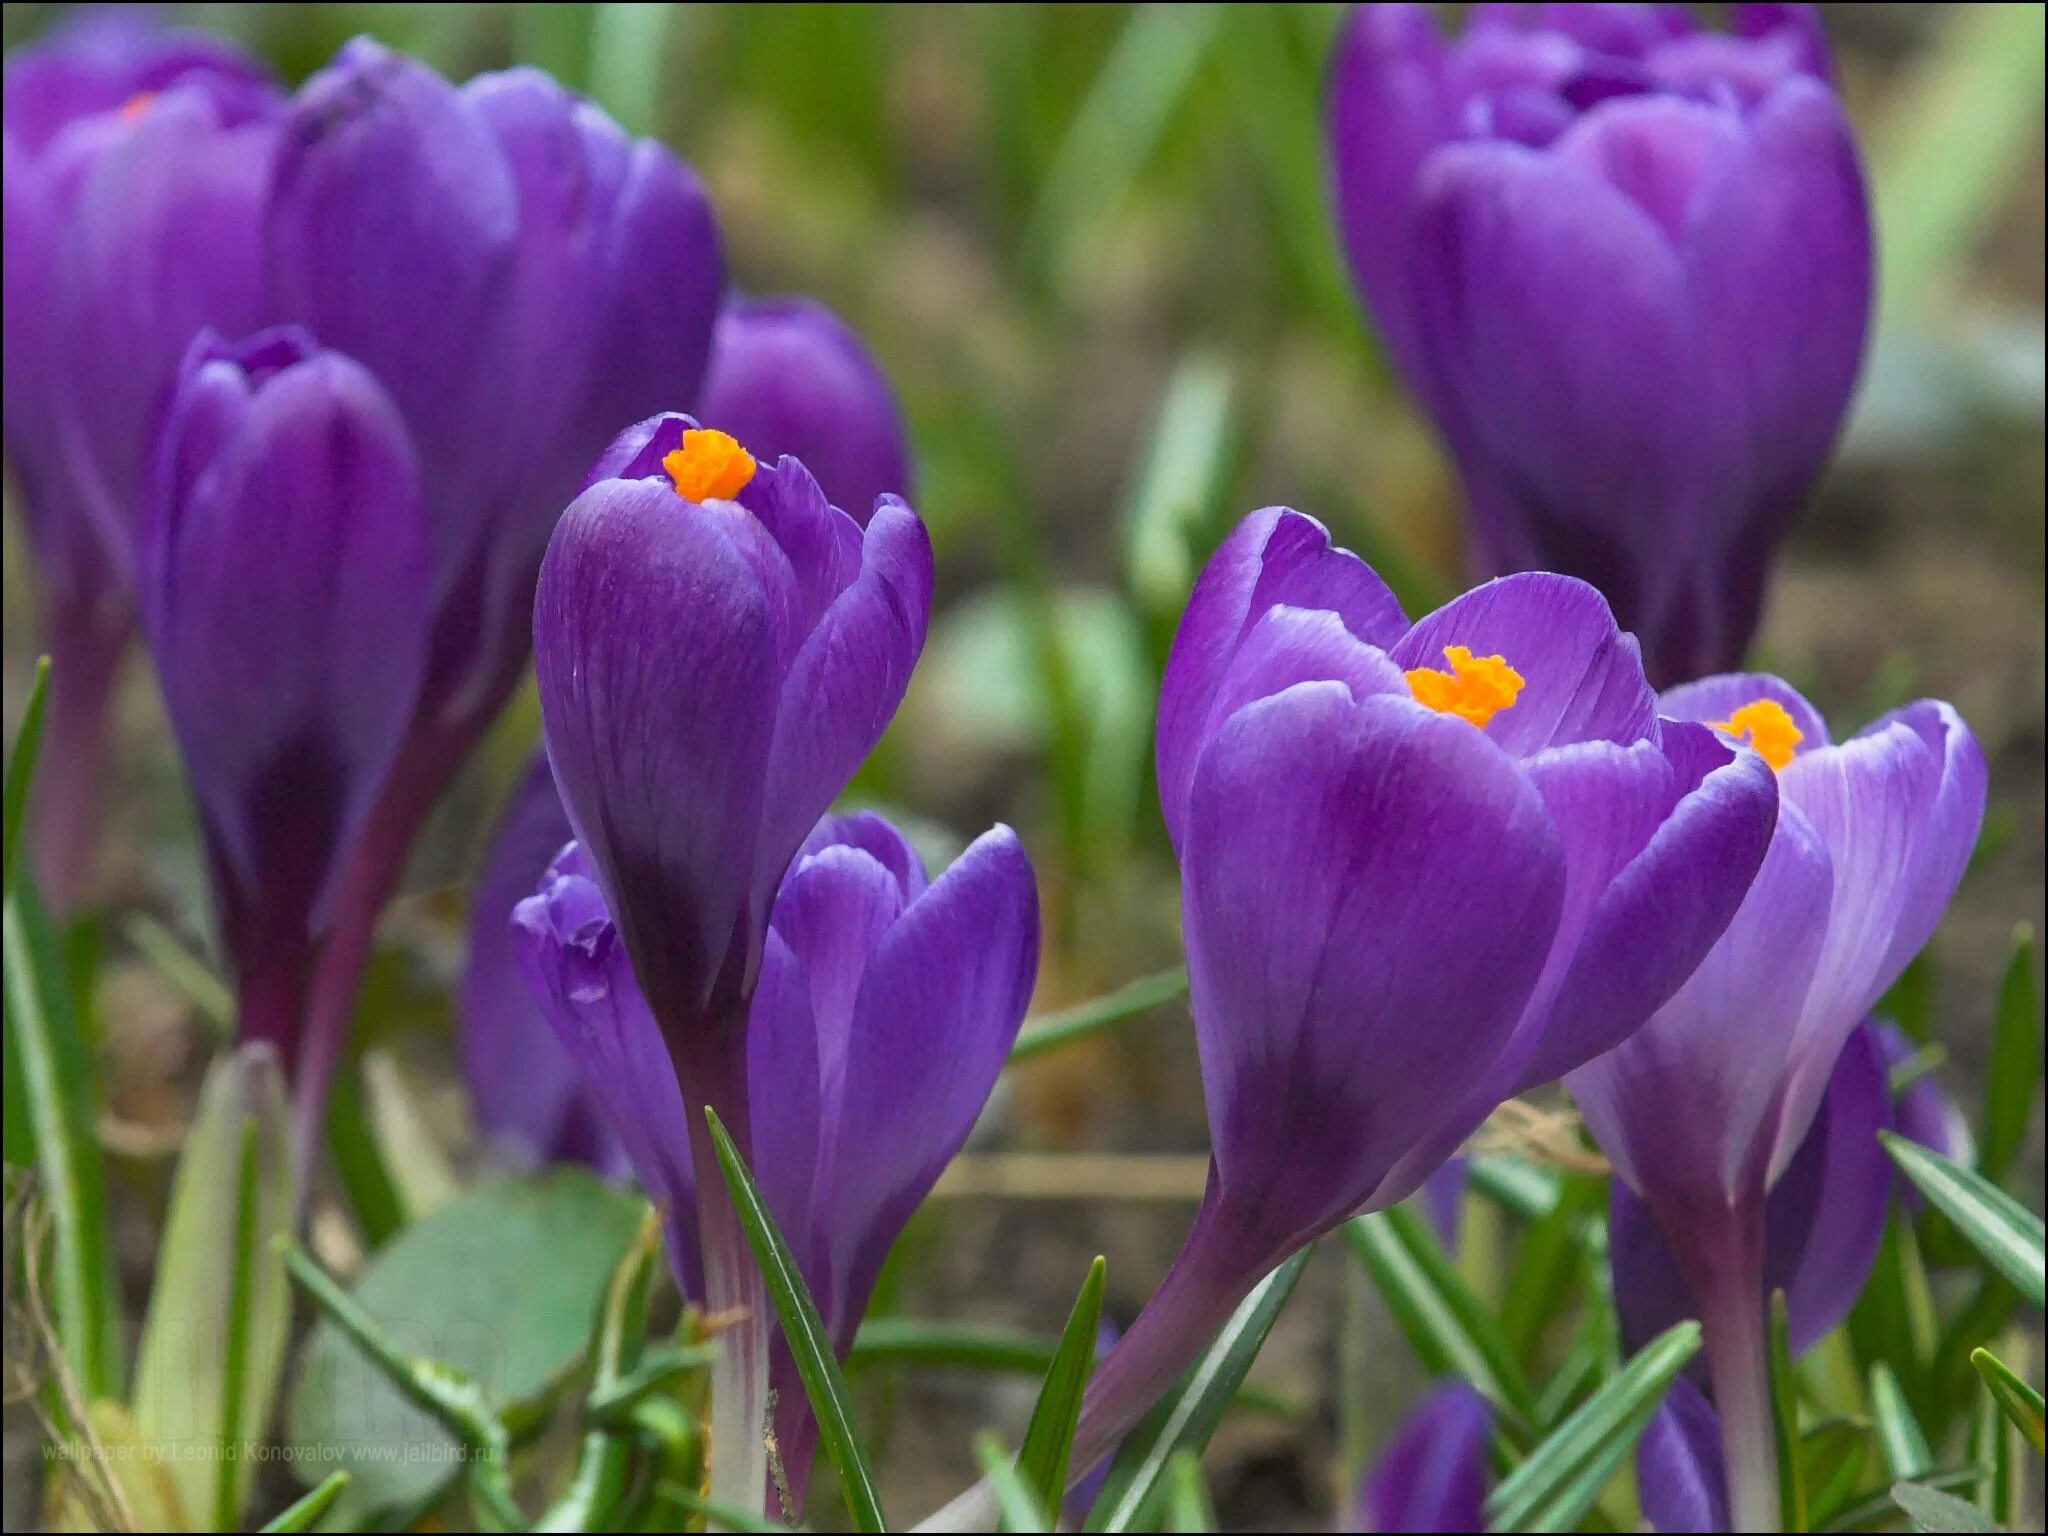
[
  {"x1": 1405, "y1": 646, "x2": 1526, "y2": 728},
  {"x1": 663, "y1": 428, "x2": 756, "y2": 502},
  {"x1": 120, "y1": 92, "x2": 157, "y2": 122},
  {"x1": 1708, "y1": 698, "x2": 1802, "y2": 771}
]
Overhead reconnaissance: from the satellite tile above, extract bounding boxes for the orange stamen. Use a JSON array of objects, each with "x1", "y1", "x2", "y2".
[
  {"x1": 662, "y1": 428, "x2": 756, "y2": 502},
  {"x1": 1709, "y1": 698, "x2": 1802, "y2": 771},
  {"x1": 119, "y1": 92, "x2": 156, "y2": 122},
  {"x1": 1405, "y1": 645, "x2": 1526, "y2": 728}
]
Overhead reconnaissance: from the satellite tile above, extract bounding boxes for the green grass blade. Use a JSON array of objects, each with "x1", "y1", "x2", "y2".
[
  {"x1": 1978, "y1": 925, "x2": 2040, "y2": 1182},
  {"x1": 1818, "y1": 1467, "x2": 1977, "y2": 1532},
  {"x1": 1122, "y1": 356, "x2": 1238, "y2": 636},
  {"x1": 704, "y1": 1106, "x2": 886, "y2": 1532},
  {"x1": 1770, "y1": 1289, "x2": 1808, "y2": 1531},
  {"x1": 851, "y1": 1319, "x2": 1063, "y2": 1375},
  {"x1": 1968, "y1": 1347, "x2": 2045, "y2": 1452},
  {"x1": 1888, "y1": 1479, "x2": 1998, "y2": 1533},
  {"x1": 1017, "y1": 1257, "x2": 1106, "y2": 1517},
  {"x1": 1084, "y1": 1247, "x2": 1312, "y2": 1532},
  {"x1": 258, "y1": 1471, "x2": 350, "y2": 1533},
  {"x1": 1163, "y1": 1449, "x2": 1216, "y2": 1532},
  {"x1": 1343, "y1": 1206, "x2": 1538, "y2": 1441},
  {"x1": 660, "y1": 1484, "x2": 794, "y2": 1533},
  {"x1": 1484, "y1": 1321, "x2": 1702, "y2": 1533},
  {"x1": 3, "y1": 654, "x2": 50, "y2": 892},
  {"x1": 1008, "y1": 967, "x2": 1187, "y2": 1065},
  {"x1": 1870, "y1": 1362, "x2": 1934, "y2": 1480},
  {"x1": 1801, "y1": 1417, "x2": 1872, "y2": 1529},
  {"x1": 3, "y1": 877, "x2": 119, "y2": 1401},
  {"x1": 975, "y1": 1430, "x2": 1051, "y2": 1534},
  {"x1": 1880, "y1": 1133, "x2": 2045, "y2": 1306}
]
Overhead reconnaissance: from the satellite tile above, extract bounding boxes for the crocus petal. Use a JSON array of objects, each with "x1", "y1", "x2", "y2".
[
  {"x1": 534, "y1": 477, "x2": 781, "y2": 1029},
  {"x1": 1551, "y1": 95, "x2": 1746, "y2": 247},
  {"x1": 1353, "y1": 1382, "x2": 1491, "y2": 1534},
  {"x1": 800, "y1": 810, "x2": 930, "y2": 902},
  {"x1": 1874, "y1": 1018, "x2": 1975, "y2": 1167},
  {"x1": 699, "y1": 296, "x2": 910, "y2": 524},
  {"x1": 1636, "y1": 1376, "x2": 1729, "y2": 1533},
  {"x1": 1865, "y1": 701, "x2": 1987, "y2": 993},
  {"x1": 1181, "y1": 684, "x2": 1565, "y2": 1242},
  {"x1": 1155, "y1": 507, "x2": 1406, "y2": 850},
  {"x1": 745, "y1": 926, "x2": 823, "y2": 1273}
]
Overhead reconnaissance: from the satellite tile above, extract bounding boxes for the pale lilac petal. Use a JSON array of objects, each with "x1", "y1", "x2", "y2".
[{"x1": 1637, "y1": 1376, "x2": 1729, "y2": 1533}]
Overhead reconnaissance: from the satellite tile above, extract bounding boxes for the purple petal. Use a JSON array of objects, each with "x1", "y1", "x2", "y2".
[
  {"x1": 1155, "y1": 508, "x2": 1407, "y2": 851},
  {"x1": 1873, "y1": 1018, "x2": 1974, "y2": 1167},
  {"x1": 1392, "y1": 573, "x2": 1658, "y2": 757},
  {"x1": 1636, "y1": 1376, "x2": 1729, "y2": 1533},
  {"x1": 1865, "y1": 702, "x2": 1987, "y2": 994},
  {"x1": 698, "y1": 295, "x2": 910, "y2": 525},
  {"x1": 798, "y1": 810, "x2": 930, "y2": 903},
  {"x1": 1551, "y1": 94, "x2": 1745, "y2": 245},
  {"x1": 3, "y1": 13, "x2": 274, "y2": 154},
  {"x1": 1180, "y1": 684, "x2": 1565, "y2": 1244},
  {"x1": 1353, "y1": 1382, "x2": 1491, "y2": 1534}
]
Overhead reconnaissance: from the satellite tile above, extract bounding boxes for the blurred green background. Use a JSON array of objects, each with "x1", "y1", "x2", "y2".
[{"x1": 2, "y1": 4, "x2": 2042, "y2": 1527}]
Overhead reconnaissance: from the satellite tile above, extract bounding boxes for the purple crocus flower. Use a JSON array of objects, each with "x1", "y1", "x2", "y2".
[
  {"x1": 982, "y1": 507, "x2": 1777, "y2": 1520},
  {"x1": 1872, "y1": 1017, "x2": 1975, "y2": 1168},
  {"x1": 138, "y1": 328, "x2": 430, "y2": 1063},
  {"x1": 698, "y1": 296, "x2": 912, "y2": 527},
  {"x1": 1568, "y1": 674, "x2": 1984, "y2": 1529},
  {"x1": 1636, "y1": 1375, "x2": 1731, "y2": 1534},
  {"x1": 514, "y1": 812, "x2": 1036, "y2": 1512},
  {"x1": 2, "y1": 13, "x2": 278, "y2": 908},
  {"x1": 1326, "y1": 3, "x2": 1871, "y2": 686},
  {"x1": 1609, "y1": 1018, "x2": 1894, "y2": 1364},
  {"x1": 531, "y1": 415, "x2": 931, "y2": 1512},
  {"x1": 1352, "y1": 1383, "x2": 1491, "y2": 1534},
  {"x1": 260, "y1": 38, "x2": 723, "y2": 1147}
]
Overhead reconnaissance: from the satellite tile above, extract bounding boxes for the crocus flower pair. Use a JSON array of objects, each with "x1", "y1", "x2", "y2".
[
  {"x1": 3, "y1": 12, "x2": 279, "y2": 908},
  {"x1": 1327, "y1": 2, "x2": 1872, "y2": 687},
  {"x1": 1568, "y1": 674, "x2": 1984, "y2": 1529},
  {"x1": 963, "y1": 506, "x2": 1783, "y2": 1515}
]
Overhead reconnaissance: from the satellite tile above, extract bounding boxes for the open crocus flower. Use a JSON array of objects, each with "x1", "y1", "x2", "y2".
[
  {"x1": 514, "y1": 813, "x2": 1036, "y2": 1514},
  {"x1": 1609, "y1": 1018, "x2": 1893, "y2": 1365},
  {"x1": 1568, "y1": 673, "x2": 1984, "y2": 1530},
  {"x1": 3, "y1": 13, "x2": 278, "y2": 908},
  {"x1": 1352, "y1": 1383, "x2": 1492, "y2": 1534},
  {"x1": 698, "y1": 295, "x2": 912, "y2": 527},
  {"x1": 1327, "y1": 3, "x2": 1870, "y2": 686},
  {"x1": 139, "y1": 328, "x2": 431, "y2": 1068},
  {"x1": 531, "y1": 415, "x2": 932, "y2": 1512},
  {"x1": 1012, "y1": 507, "x2": 1779, "y2": 1511}
]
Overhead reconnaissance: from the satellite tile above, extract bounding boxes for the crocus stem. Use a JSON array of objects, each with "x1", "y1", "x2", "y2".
[
  {"x1": 32, "y1": 607, "x2": 127, "y2": 915},
  {"x1": 684, "y1": 1034, "x2": 771, "y2": 1524},
  {"x1": 236, "y1": 949, "x2": 309, "y2": 1077},
  {"x1": 1690, "y1": 1198, "x2": 1778, "y2": 1533}
]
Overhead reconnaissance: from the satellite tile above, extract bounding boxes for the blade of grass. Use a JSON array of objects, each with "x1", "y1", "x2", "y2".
[
  {"x1": 1818, "y1": 1467, "x2": 1977, "y2": 1532},
  {"x1": 3, "y1": 654, "x2": 50, "y2": 891},
  {"x1": 1978, "y1": 925, "x2": 2039, "y2": 1182},
  {"x1": 975, "y1": 1430, "x2": 1051, "y2": 1533},
  {"x1": 1770, "y1": 1290, "x2": 1808, "y2": 1531},
  {"x1": 1968, "y1": 1347, "x2": 2044, "y2": 1453},
  {"x1": 1163, "y1": 1449, "x2": 1216, "y2": 1532},
  {"x1": 121, "y1": 912, "x2": 232, "y2": 1033},
  {"x1": 704, "y1": 1106, "x2": 886, "y2": 1533},
  {"x1": 1870, "y1": 1362, "x2": 1934, "y2": 1480},
  {"x1": 1008, "y1": 967, "x2": 1187, "y2": 1065},
  {"x1": 258, "y1": 1471, "x2": 350, "y2": 1533},
  {"x1": 1880, "y1": 1133, "x2": 2044, "y2": 1306},
  {"x1": 1017, "y1": 1257, "x2": 1106, "y2": 1515}
]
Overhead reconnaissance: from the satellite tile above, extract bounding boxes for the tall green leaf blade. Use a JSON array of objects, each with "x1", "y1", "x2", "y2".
[
  {"x1": 1880, "y1": 1133, "x2": 2045, "y2": 1306},
  {"x1": 705, "y1": 1107, "x2": 887, "y2": 1533},
  {"x1": 1008, "y1": 967, "x2": 1188, "y2": 1065},
  {"x1": 1122, "y1": 356, "x2": 1238, "y2": 639},
  {"x1": 1084, "y1": 1247, "x2": 1312, "y2": 1532},
  {"x1": 2, "y1": 654, "x2": 50, "y2": 892},
  {"x1": 133, "y1": 1044, "x2": 294, "y2": 1529},
  {"x1": 1017, "y1": 1257, "x2": 1106, "y2": 1517},
  {"x1": 975, "y1": 1431, "x2": 1051, "y2": 1534},
  {"x1": 1801, "y1": 1417, "x2": 1872, "y2": 1529},
  {"x1": 1163, "y1": 1449, "x2": 1217, "y2": 1532},
  {"x1": 1870, "y1": 1362, "x2": 1934, "y2": 1480},
  {"x1": 2, "y1": 876, "x2": 119, "y2": 1401},
  {"x1": 1343, "y1": 1206, "x2": 1539, "y2": 1441},
  {"x1": 1968, "y1": 1347, "x2": 2045, "y2": 1452},
  {"x1": 258, "y1": 1471, "x2": 349, "y2": 1534},
  {"x1": 1484, "y1": 1321, "x2": 1703, "y2": 1534},
  {"x1": 1978, "y1": 925, "x2": 2040, "y2": 1182},
  {"x1": 1769, "y1": 1289, "x2": 1808, "y2": 1531}
]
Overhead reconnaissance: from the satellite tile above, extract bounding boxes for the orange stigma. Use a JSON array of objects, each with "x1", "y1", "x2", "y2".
[
  {"x1": 1405, "y1": 645, "x2": 1526, "y2": 728},
  {"x1": 1709, "y1": 698, "x2": 1803, "y2": 771},
  {"x1": 662, "y1": 428, "x2": 756, "y2": 502},
  {"x1": 119, "y1": 92, "x2": 156, "y2": 122}
]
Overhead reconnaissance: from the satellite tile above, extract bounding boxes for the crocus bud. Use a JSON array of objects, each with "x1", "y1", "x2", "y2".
[
  {"x1": 514, "y1": 811, "x2": 1037, "y2": 1509},
  {"x1": 1327, "y1": 3, "x2": 1870, "y2": 685},
  {"x1": 1352, "y1": 1383, "x2": 1491, "y2": 1534},
  {"x1": 265, "y1": 39, "x2": 724, "y2": 718},
  {"x1": 3, "y1": 15, "x2": 278, "y2": 906},
  {"x1": 1636, "y1": 1375, "x2": 1731, "y2": 1534},
  {"x1": 1609, "y1": 1019, "x2": 1893, "y2": 1363},
  {"x1": 140, "y1": 329, "x2": 431, "y2": 1061},
  {"x1": 1567, "y1": 673, "x2": 1983, "y2": 1529},
  {"x1": 1047, "y1": 507, "x2": 1777, "y2": 1502},
  {"x1": 698, "y1": 296, "x2": 912, "y2": 526},
  {"x1": 459, "y1": 758, "x2": 624, "y2": 1176}
]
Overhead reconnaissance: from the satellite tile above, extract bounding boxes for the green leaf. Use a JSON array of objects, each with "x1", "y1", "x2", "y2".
[
  {"x1": 1870, "y1": 1362, "x2": 1934, "y2": 1481},
  {"x1": 1122, "y1": 356, "x2": 1238, "y2": 635},
  {"x1": 1800, "y1": 1417, "x2": 1872, "y2": 1530},
  {"x1": 1343, "y1": 1206, "x2": 1538, "y2": 1441},
  {"x1": 1770, "y1": 1290, "x2": 1808, "y2": 1532},
  {"x1": 660, "y1": 1483, "x2": 796, "y2": 1533},
  {"x1": 1017, "y1": 1257, "x2": 1106, "y2": 1519},
  {"x1": 1163, "y1": 1448, "x2": 1217, "y2": 1532},
  {"x1": 1880, "y1": 1133, "x2": 2045, "y2": 1307},
  {"x1": 705, "y1": 1106, "x2": 887, "y2": 1533},
  {"x1": 1485, "y1": 1321, "x2": 1703, "y2": 1534},
  {"x1": 976, "y1": 1430, "x2": 1052, "y2": 1534},
  {"x1": 1968, "y1": 1347, "x2": 2045, "y2": 1452},
  {"x1": 1467, "y1": 1153, "x2": 1564, "y2": 1224},
  {"x1": 1500, "y1": 1171, "x2": 1605, "y2": 1372},
  {"x1": 1818, "y1": 1467, "x2": 1979, "y2": 1532},
  {"x1": 1889, "y1": 1479, "x2": 1998, "y2": 1533},
  {"x1": 585, "y1": 2, "x2": 680, "y2": 134},
  {"x1": 851, "y1": 1318, "x2": 1064, "y2": 1376},
  {"x1": 1979, "y1": 925, "x2": 2040, "y2": 1182},
  {"x1": 120, "y1": 913, "x2": 232, "y2": 1034},
  {"x1": 323, "y1": 1053, "x2": 405, "y2": 1248},
  {"x1": 3, "y1": 654, "x2": 50, "y2": 893},
  {"x1": 1008, "y1": 967, "x2": 1188, "y2": 1065},
  {"x1": 133, "y1": 1045, "x2": 293, "y2": 1529},
  {"x1": 258, "y1": 1471, "x2": 349, "y2": 1534},
  {"x1": 2, "y1": 877, "x2": 119, "y2": 1402},
  {"x1": 285, "y1": 1171, "x2": 643, "y2": 1518},
  {"x1": 1084, "y1": 1247, "x2": 1312, "y2": 1532}
]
